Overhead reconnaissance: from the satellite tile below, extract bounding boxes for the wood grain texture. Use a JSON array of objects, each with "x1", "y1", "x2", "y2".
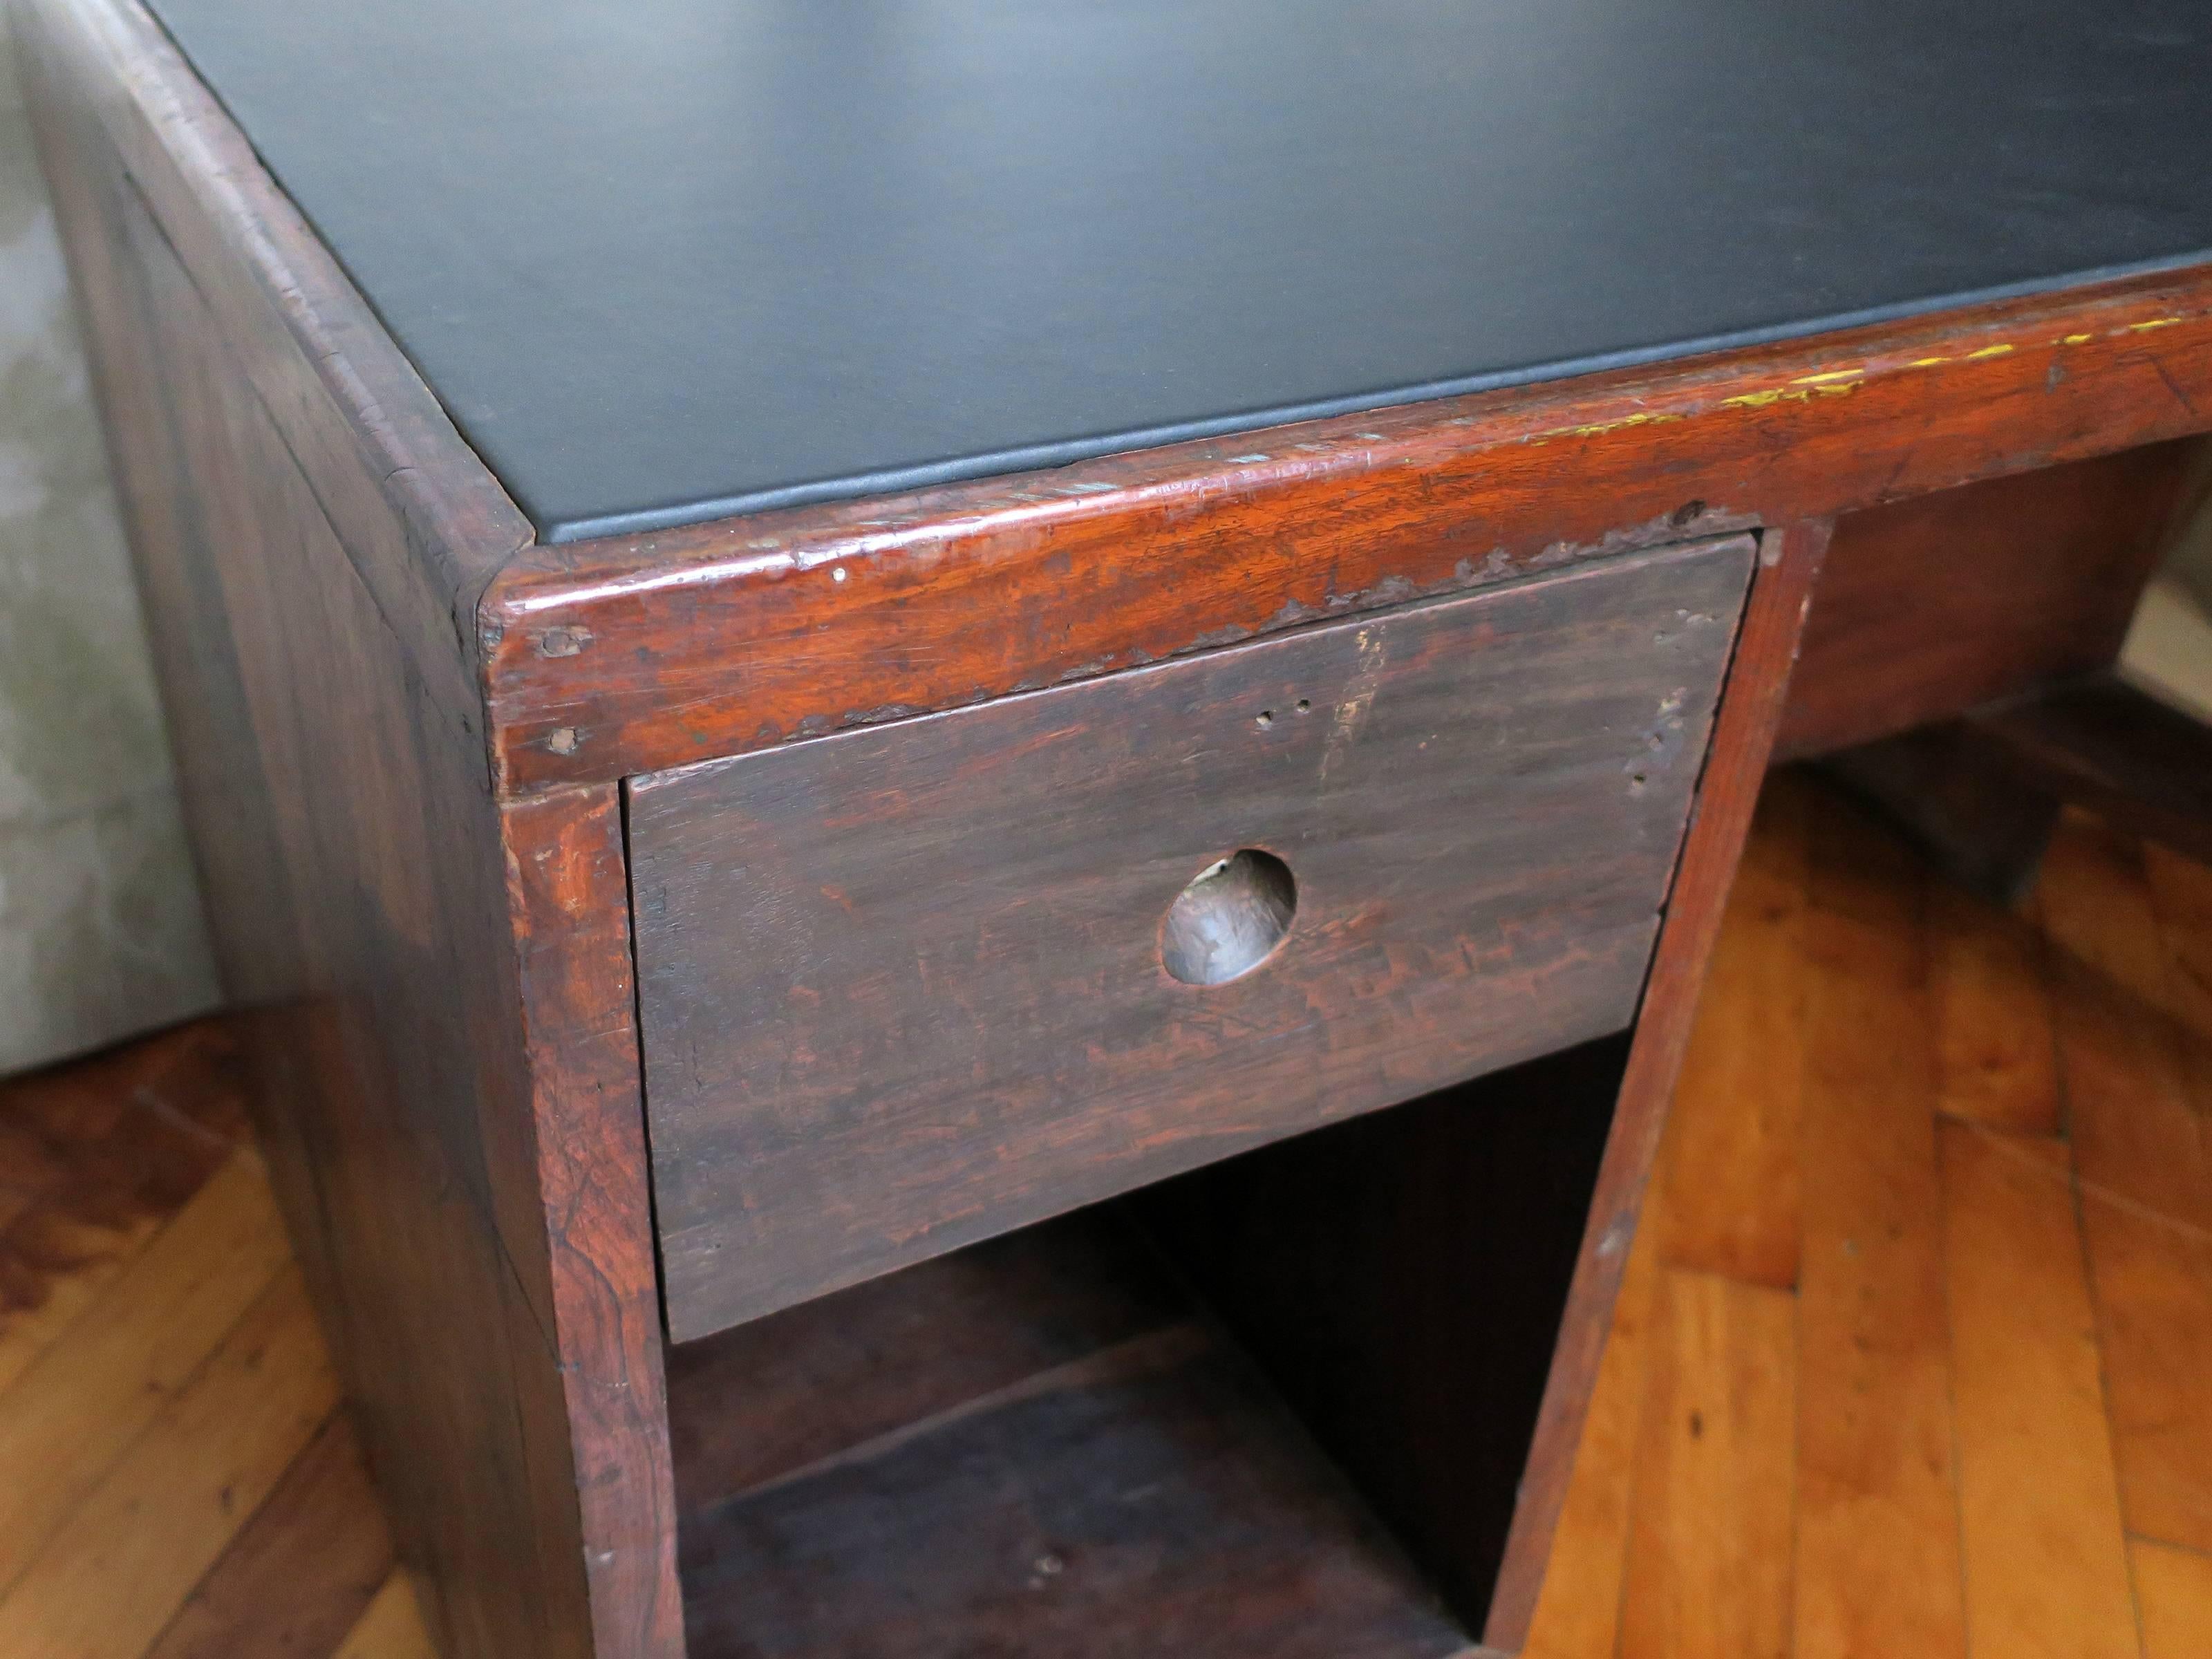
[
  {"x1": 140, "y1": 1412, "x2": 394, "y2": 1659},
  {"x1": 486, "y1": 277, "x2": 2212, "y2": 792},
  {"x1": 0, "y1": 1022, "x2": 251, "y2": 1396},
  {"x1": 18, "y1": 18, "x2": 677, "y2": 1657},
  {"x1": 1483, "y1": 519, "x2": 1830, "y2": 1649},
  {"x1": 0, "y1": 1267, "x2": 337, "y2": 1659},
  {"x1": 1615, "y1": 1268, "x2": 1797, "y2": 1659},
  {"x1": 21, "y1": 0, "x2": 529, "y2": 728},
  {"x1": 1653, "y1": 769, "x2": 1814, "y2": 1290},
  {"x1": 0, "y1": 1150, "x2": 288, "y2": 1587},
  {"x1": 2043, "y1": 820, "x2": 2212, "y2": 1559},
  {"x1": 1791, "y1": 801, "x2": 1965, "y2": 1659},
  {"x1": 1777, "y1": 446, "x2": 2199, "y2": 760},
  {"x1": 635, "y1": 538, "x2": 1752, "y2": 1340},
  {"x1": 1518, "y1": 1217, "x2": 1660, "y2": 1659},
  {"x1": 671, "y1": 1212, "x2": 1477, "y2": 1659},
  {"x1": 1940, "y1": 1123, "x2": 2137, "y2": 1659},
  {"x1": 1930, "y1": 882, "x2": 2062, "y2": 1135}
]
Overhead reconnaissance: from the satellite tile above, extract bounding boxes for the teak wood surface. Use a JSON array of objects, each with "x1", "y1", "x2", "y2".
[
  {"x1": 20, "y1": 0, "x2": 2212, "y2": 1653},
  {"x1": 632, "y1": 540, "x2": 1750, "y2": 1341}
]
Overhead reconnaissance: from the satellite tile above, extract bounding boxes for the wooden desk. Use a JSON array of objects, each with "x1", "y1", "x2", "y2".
[{"x1": 21, "y1": 0, "x2": 2212, "y2": 1653}]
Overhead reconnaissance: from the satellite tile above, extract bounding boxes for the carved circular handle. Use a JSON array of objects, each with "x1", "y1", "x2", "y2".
[{"x1": 1160, "y1": 849, "x2": 1297, "y2": 986}]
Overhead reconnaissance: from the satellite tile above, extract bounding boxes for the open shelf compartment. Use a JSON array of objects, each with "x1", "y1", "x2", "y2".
[{"x1": 663, "y1": 1035, "x2": 1629, "y2": 1658}]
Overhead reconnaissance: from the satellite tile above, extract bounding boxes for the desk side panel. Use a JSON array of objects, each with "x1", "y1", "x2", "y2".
[{"x1": 19, "y1": 14, "x2": 679, "y2": 1658}]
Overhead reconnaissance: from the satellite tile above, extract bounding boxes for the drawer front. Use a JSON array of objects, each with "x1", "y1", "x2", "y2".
[{"x1": 630, "y1": 536, "x2": 1754, "y2": 1340}]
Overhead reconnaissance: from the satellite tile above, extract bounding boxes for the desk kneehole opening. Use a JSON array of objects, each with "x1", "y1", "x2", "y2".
[{"x1": 1160, "y1": 848, "x2": 1297, "y2": 986}]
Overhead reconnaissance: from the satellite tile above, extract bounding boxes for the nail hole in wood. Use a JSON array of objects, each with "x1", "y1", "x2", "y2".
[{"x1": 1161, "y1": 849, "x2": 1297, "y2": 986}]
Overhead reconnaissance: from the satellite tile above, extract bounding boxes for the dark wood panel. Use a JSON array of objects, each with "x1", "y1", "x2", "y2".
[
  {"x1": 671, "y1": 1212, "x2": 1477, "y2": 1659},
  {"x1": 1143, "y1": 1032, "x2": 1634, "y2": 1637},
  {"x1": 32, "y1": 0, "x2": 527, "y2": 729},
  {"x1": 1818, "y1": 727, "x2": 2063, "y2": 907},
  {"x1": 1965, "y1": 672, "x2": 2212, "y2": 868},
  {"x1": 1777, "y1": 447, "x2": 2199, "y2": 759},
  {"x1": 631, "y1": 538, "x2": 1752, "y2": 1341},
  {"x1": 1483, "y1": 519, "x2": 1831, "y2": 1649},
  {"x1": 487, "y1": 270, "x2": 2212, "y2": 791},
  {"x1": 19, "y1": 12, "x2": 677, "y2": 1658},
  {"x1": 666, "y1": 1219, "x2": 1188, "y2": 1516},
  {"x1": 1138, "y1": 525, "x2": 1827, "y2": 1654}
]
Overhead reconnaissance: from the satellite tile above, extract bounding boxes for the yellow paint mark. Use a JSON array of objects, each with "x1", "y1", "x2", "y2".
[
  {"x1": 1908, "y1": 356, "x2": 1953, "y2": 369},
  {"x1": 1528, "y1": 410, "x2": 1684, "y2": 443},
  {"x1": 1965, "y1": 343, "x2": 2016, "y2": 360},
  {"x1": 1721, "y1": 377, "x2": 1863, "y2": 411},
  {"x1": 1790, "y1": 368, "x2": 1864, "y2": 386},
  {"x1": 2059, "y1": 333, "x2": 2093, "y2": 346},
  {"x1": 2129, "y1": 317, "x2": 2183, "y2": 334}
]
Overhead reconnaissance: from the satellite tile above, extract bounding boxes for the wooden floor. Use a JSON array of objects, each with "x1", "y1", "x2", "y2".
[{"x1": 1, "y1": 770, "x2": 2208, "y2": 1658}]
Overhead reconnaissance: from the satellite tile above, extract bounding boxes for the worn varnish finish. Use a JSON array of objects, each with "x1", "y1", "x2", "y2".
[
  {"x1": 1483, "y1": 520, "x2": 1831, "y2": 1651},
  {"x1": 632, "y1": 539, "x2": 1750, "y2": 1340},
  {"x1": 487, "y1": 280, "x2": 2212, "y2": 790},
  {"x1": 28, "y1": 0, "x2": 2212, "y2": 1653},
  {"x1": 18, "y1": 4, "x2": 675, "y2": 1657},
  {"x1": 1774, "y1": 445, "x2": 2200, "y2": 760}
]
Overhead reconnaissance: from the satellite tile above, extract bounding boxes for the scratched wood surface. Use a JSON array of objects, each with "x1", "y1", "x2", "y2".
[{"x1": 8, "y1": 776, "x2": 2207, "y2": 1657}]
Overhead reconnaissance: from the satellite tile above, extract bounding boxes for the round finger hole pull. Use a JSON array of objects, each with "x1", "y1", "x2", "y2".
[{"x1": 1160, "y1": 849, "x2": 1297, "y2": 986}]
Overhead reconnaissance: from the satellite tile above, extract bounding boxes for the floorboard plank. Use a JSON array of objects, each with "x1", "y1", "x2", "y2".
[
  {"x1": 1655, "y1": 772, "x2": 1812, "y2": 1291},
  {"x1": 1520, "y1": 1218, "x2": 1660, "y2": 1659},
  {"x1": 2133, "y1": 1537, "x2": 2212, "y2": 1659},
  {"x1": 1790, "y1": 796, "x2": 1966, "y2": 1659},
  {"x1": 0, "y1": 1267, "x2": 337, "y2": 1659},
  {"x1": 1929, "y1": 882, "x2": 2061, "y2": 1135},
  {"x1": 332, "y1": 1573, "x2": 440, "y2": 1659},
  {"x1": 0, "y1": 1024, "x2": 251, "y2": 1398},
  {"x1": 1942, "y1": 1123, "x2": 2136, "y2": 1659},
  {"x1": 0, "y1": 1150, "x2": 291, "y2": 1590},
  {"x1": 2045, "y1": 819, "x2": 2212, "y2": 1557},
  {"x1": 141, "y1": 1411, "x2": 393, "y2": 1659},
  {"x1": 1616, "y1": 1266, "x2": 1797, "y2": 1659}
]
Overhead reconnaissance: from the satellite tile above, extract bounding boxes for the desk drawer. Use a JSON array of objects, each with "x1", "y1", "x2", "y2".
[{"x1": 630, "y1": 535, "x2": 1754, "y2": 1340}]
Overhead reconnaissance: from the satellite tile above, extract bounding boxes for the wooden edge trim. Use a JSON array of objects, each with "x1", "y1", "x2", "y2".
[
  {"x1": 1480, "y1": 518, "x2": 1833, "y2": 1651},
  {"x1": 482, "y1": 265, "x2": 2212, "y2": 792},
  {"x1": 26, "y1": 0, "x2": 532, "y2": 690},
  {"x1": 499, "y1": 784, "x2": 682, "y2": 1658}
]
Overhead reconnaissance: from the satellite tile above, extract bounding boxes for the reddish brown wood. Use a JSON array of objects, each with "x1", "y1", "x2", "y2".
[
  {"x1": 485, "y1": 278, "x2": 2212, "y2": 791},
  {"x1": 1483, "y1": 520, "x2": 1832, "y2": 1650},
  {"x1": 1777, "y1": 446, "x2": 2202, "y2": 759},
  {"x1": 30, "y1": 0, "x2": 2212, "y2": 1653},
  {"x1": 18, "y1": 8, "x2": 677, "y2": 1658},
  {"x1": 631, "y1": 538, "x2": 1750, "y2": 1341},
  {"x1": 26, "y1": 0, "x2": 527, "y2": 732}
]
